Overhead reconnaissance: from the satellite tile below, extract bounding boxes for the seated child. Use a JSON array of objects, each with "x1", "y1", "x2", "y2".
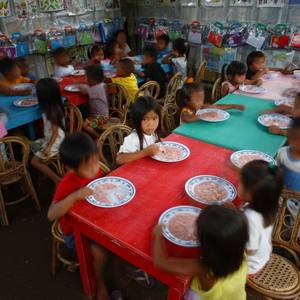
[
  {"x1": 246, "y1": 51, "x2": 269, "y2": 82},
  {"x1": 48, "y1": 132, "x2": 109, "y2": 300},
  {"x1": 88, "y1": 44, "x2": 105, "y2": 66},
  {"x1": 79, "y1": 65, "x2": 109, "y2": 138},
  {"x1": 115, "y1": 30, "x2": 132, "y2": 57},
  {"x1": 53, "y1": 47, "x2": 74, "y2": 78},
  {"x1": 177, "y1": 82, "x2": 244, "y2": 124},
  {"x1": 153, "y1": 205, "x2": 248, "y2": 300},
  {"x1": 111, "y1": 58, "x2": 139, "y2": 102},
  {"x1": 117, "y1": 96, "x2": 161, "y2": 164},
  {"x1": 139, "y1": 45, "x2": 168, "y2": 98},
  {"x1": 15, "y1": 57, "x2": 36, "y2": 81},
  {"x1": 157, "y1": 34, "x2": 170, "y2": 59},
  {"x1": 239, "y1": 160, "x2": 283, "y2": 275},
  {"x1": 0, "y1": 57, "x2": 33, "y2": 96}
]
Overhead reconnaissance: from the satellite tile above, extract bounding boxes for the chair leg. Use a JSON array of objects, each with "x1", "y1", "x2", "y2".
[
  {"x1": 0, "y1": 187, "x2": 9, "y2": 225},
  {"x1": 51, "y1": 237, "x2": 58, "y2": 275},
  {"x1": 24, "y1": 170, "x2": 41, "y2": 211}
]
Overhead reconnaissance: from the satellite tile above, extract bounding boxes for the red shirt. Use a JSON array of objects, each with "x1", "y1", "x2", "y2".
[{"x1": 53, "y1": 169, "x2": 103, "y2": 235}]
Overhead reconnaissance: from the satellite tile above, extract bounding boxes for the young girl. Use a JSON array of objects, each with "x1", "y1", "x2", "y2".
[
  {"x1": 87, "y1": 44, "x2": 105, "y2": 66},
  {"x1": 177, "y1": 82, "x2": 244, "y2": 124},
  {"x1": 239, "y1": 160, "x2": 284, "y2": 275},
  {"x1": 116, "y1": 96, "x2": 161, "y2": 164},
  {"x1": 115, "y1": 30, "x2": 132, "y2": 57},
  {"x1": 31, "y1": 78, "x2": 65, "y2": 184},
  {"x1": 153, "y1": 205, "x2": 249, "y2": 300}
]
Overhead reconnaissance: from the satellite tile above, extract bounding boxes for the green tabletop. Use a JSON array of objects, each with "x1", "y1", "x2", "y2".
[{"x1": 173, "y1": 94, "x2": 286, "y2": 157}]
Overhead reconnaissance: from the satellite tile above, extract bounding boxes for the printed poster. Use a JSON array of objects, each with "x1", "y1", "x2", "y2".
[
  {"x1": 180, "y1": 0, "x2": 197, "y2": 6},
  {"x1": 157, "y1": 0, "x2": 177, "y2": 5},
  {"x1": 201, "y1": 0, "x2": 223, "y2": 7},
  {"x1": 230, "y1": 0, "x2": 253, "y2": 6},
  {"x1": 0, "y1": 0, "x2": 11, "y2": 17},
  {"x1": 257, "y1": 0, "x2": 284, "y2": 7}
]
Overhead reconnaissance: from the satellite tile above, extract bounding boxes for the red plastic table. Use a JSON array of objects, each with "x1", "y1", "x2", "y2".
[{"x1": 68, "y1": 134, "x2": 239, "y2": 300}]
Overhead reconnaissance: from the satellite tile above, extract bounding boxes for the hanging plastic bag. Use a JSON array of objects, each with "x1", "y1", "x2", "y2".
[
  {"x1": 169, "y1": 19, "x2": 184, "y2": 41},
  {"x1": 48, "y1": 27, "x2": 64, "y2": 50},
  {"x1": 187, "y1": 21, "x2": 203, "y2": 45},
  {"x1": 207, "y1": 22, "x2": 224, "y2": 48},
  {"x1": 136, "y1": 23, "x2": 150, "y2": 40},
  {"x1": 63, "y1": 25, "x2": 77, "y2": 47},
  {"x1": 0, "y1": 35, "x2": 16, "y2": 58},
  {"x1": 223, "y1": 22, "x2": 248, "y2": 47},
  {"x1": 32, "y1": 29, "x2": 47, "y2": 54},
  {"x1": 77, "y1": 23, "x2": 94, "y2": 45},
  {"x1": 270, "y1": 24, "x2": 290, "y2": 49},
  {"x1": 290, "y1": 29, "x2": 300, "y2": 49},
  {"x1": 11, "y1": 32, "x2": 30, "y2": 57},
  {"x1": 246, "y1": 23, "x2": 267, "y2": 49}
]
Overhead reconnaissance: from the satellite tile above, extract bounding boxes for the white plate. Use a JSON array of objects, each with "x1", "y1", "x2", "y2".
[
  {"x1": 230, "y1": 150, "x2": 276, "y2": 169},
  {"x1": 185, "y1": 175, "x2": 237, "y2": 205},
  {"x1": 12, "y1": 83, "x2": 34, "y2": 91},
  {"x1": 264, "y1": 71, "x2": 279, "y2": 80},
  {"x1": 274, "y1": 98, "x2": 294, "y2": 108},
  {"x1": 86, "y1": 176, "x2": 136, "y2": 208},
  {"x1": 152, "y1": 142, "x2": 190, "y2": 163},
  {"x1": 72, "y1": 69, "x2": 85, "y2": 76},
  {"x1": 196, "y1": 108, "x2": 230, "y2": 122},
  {"x1": 159, "y1": 205, "x2": 201, "y2": 247},
  {"x1": 13, "y1": 98, "x2": 38, "y2": 107},
  {"x1": 239, "y1": 85, "x2": 267, "y2": 94},
  {"x1": 258, "y1": 114, "x2": 291, "y2": 130},
  {"x1": 282, "y1": 88, "x2": 299, "y2": 98},
  {"x1": 64, "y1": 84, "x2": 81, "y2": 92}
]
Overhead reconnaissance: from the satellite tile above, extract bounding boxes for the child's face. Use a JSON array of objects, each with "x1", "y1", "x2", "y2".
[
  {"x1": 237, "y1": 180, "x2": 251, "y2": 204},
  {"x1": 76, "y1": 154, "x2": 100, "y2": 179},
  {"x1": 6, "y1": 65, "x2": 21, "y2": 80},
  {"x1": 157, "y1": 39, "x2": 167, "y2": 51},
  {"x1": 117, "y1": 32, "x2": 127, "y2": 45},
  {"x1": 141, "y1": 110, "x2": 159, "y2": 135},
  {"x1": 289, "y1": 128, "x2": 300, "y2": 154},
  {"x1": 188, "y1": 91, "x2": 205, "y2": 111},
  {"x1": 250, "y1": 57, "x2": 266, "y2": 72},
  {"x1": 232, "y1": 74, "x2": 246, "y2": 85},
  {"x1": 56, "y1": 53, "x2": 70, "y2": 67},
  {"x1": 142, "y1": 54, "x2": 155, "y2": 65},
  {"x1": 93, "y1": 50, "x2": 104, "y2": 62}
]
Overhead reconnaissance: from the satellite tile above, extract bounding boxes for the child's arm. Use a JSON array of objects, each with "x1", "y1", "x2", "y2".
[
  {"x1": 162, "y1": 52, "x2": 174, "y2": 64},
  {"x1": 48, "y1": 187, "x2": 93, "y2": 221},
  {"x1": 268, "y1": 126, "x2": 288, "y2": 137},
  {"x1": 249, "y1": 68, "x2": 268, "y2": 81},
  {"x1": 0, "y1": 85, "x2": 31, "y2": 96},
  {"x1": 244, "y1": 78, "x2": 263, "y2": 86},
  {"x1": 43, "y1": 124, "x2": 59, "y2": 158},
  {"x1": 206, "y1": 104, "x2": 245, "y2": 111},
  {"x1": 221, "y1": 83, "x2": 230, "y2": 97},
  {"x1": 181, "y1": 110, "x2": 199, "y2": 123},
  {"x1": 263, "y1": 105, "x2": 292, "y2": 116}
]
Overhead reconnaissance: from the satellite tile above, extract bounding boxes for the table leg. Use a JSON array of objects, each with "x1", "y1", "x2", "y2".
[{"x1": 168, "y1": 287, "x2": 184, "y2": 300}]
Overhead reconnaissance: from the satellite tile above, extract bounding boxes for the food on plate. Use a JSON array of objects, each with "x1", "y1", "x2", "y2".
[
  {"x1": 92, "y1": 183, "x2": 125, "y2": 204},
  {"x1": 157, "y1": 145, "x2": 184, "y2": 161},
  {"x1": 199, "y1": 111, "x2": 220, "y2": 120},
  {"x1": 236, "y1": 153, "x2": 266, "y2": 168},
  {"x1": 263, "y1": 118, "x2": 290, "y2": 128},
  {"x1": 194, "y1": 182, "x2": 228, "y2": 202}
]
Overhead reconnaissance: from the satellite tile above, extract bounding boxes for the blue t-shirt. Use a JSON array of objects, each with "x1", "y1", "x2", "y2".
[{"x1": 157, "y1": 49, "x2": 170, "y2": 59}]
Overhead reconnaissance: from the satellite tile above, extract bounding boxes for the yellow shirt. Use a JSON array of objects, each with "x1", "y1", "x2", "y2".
[
  {"x1": 190, "y1": 259, "x2": 247, "y2": 300},
  {"x1": 112, "y1": 73, "x2": 139, "y2": 103},
  {"x1": 180, "y1": 107, "x2": 194, "y2": 125},
  {"x1": 0, "y1": 76, "x2": 31, "y2": 87}
]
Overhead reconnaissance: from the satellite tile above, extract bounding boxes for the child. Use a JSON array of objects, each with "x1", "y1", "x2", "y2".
[
  {"x1": 31, "y1": 78, "x2": 65, "y2": 184},
  {"x1": 246, "y1": 51, "x2": 269, "y2": 81},
  {"x1": 153, "y1": 205, "x2": 249, "y2": 300},
  {"x1": 15, "y1": 57, "x2": 36, "y2": 81},
  {"x1": 47, "y1": 132, "x2": 109, "y2": 300},
  {"x1": 117, "y1": 96, "x2": 161, "y2": 164},
  {"x1": 88, "y1": 44, "x2": 105, "y2": 66},
  {"x1": 53, "y1": 47, "x2": 74, "y2": 78},
  {"x1": 177, "y1": 82, "x2": 244, "y2": 124},
  {"x1": 157, "y1": 34, "x2": 170, "y2": 59},
  {"x1": 163, "y1": 38, "x2": 187, "y2": 78},
  {"x1": 139, "y1": 45, "x2": 168, "y2": 98},
  {"x1": 111, "y1": 58, "x2": 139, "y2": 102},
  {"x1": 239, "y1": 160, "x2": 284, "y2": 275},
  {"x1": 79, "y1": 65, "x2": 109, "y2": 138},
  {"x1": 115, "y1": 30, "x2": 132, "y2": 57},
  {"x1": 0, "y1": 57, "x2": 33, "y2": 96}
]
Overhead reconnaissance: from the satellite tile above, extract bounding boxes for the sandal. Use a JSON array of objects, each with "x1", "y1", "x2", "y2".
[{"x1": 125, "y1": 266, "x2": 155, "y2": 288}]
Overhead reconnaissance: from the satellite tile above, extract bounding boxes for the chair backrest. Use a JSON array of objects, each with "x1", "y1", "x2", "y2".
[
  {"x1": 136, "y1": 81, "x2": 160, "y2": 100},
  {"x1": 273, "y1": 189, "x2": 300, "y2": 258},
  {"x1": 99, "y1": 161, "x2": 111, "y2": 175},
  {"x1": 161, "y1": 103, "x2": 179, "y2": 134},
  {"x1": 195, "y1": 60, "x2": 207, "y2": 83},
  {"x1": 107, "y1": 83, "x2": 131, "y2": 124},
  {"x1": 0, "y1": 136, "x2": 29, "y2": 175},
  {"x1": 166, "y1": 72, "x2": 184, "y2": 98},
  {"x1": 97, "y1": 124, "x2": 132, "y2": 169},
  {"x1": 211, "y1": 77, "x2": 222, "y2": 103},
  {"x1": 65, "y1": 103, "x2": 83, "y2": 133}
]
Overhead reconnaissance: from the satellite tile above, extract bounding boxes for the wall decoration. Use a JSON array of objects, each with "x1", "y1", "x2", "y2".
[
  {"x1": 157, "y1": 0, "x2": 177, "y2": 5},
  {"x1": 180, "y1": 0, "x2": 197, "y2": 6},
  {"x1": 257, "y1": 0, "x2": 284, "y2": 7},
  {"x1": 39, "y1": 0, "x2": 65, "y2": 12},
  {"x1": 289, "y1": 0, "x2": 300, "y2": 4},
  {"x1": 201, "y1": 0, "x2": 223, "y2": 7},
  {"x1": 14, "y1": 0, "x2": 38, "y2": 18},
  {"x1": 0, "y1": 0, "x2": 11, "y2": 17},
  {"x1": 104, "y1": 0, "x2": 120, "y2": 9},
  {"x1": 265, "y1": 50, "x2": 295, "y2": 68},
  {"x1": 229, "y1": 0, "x2": 253, "y2": 6}
]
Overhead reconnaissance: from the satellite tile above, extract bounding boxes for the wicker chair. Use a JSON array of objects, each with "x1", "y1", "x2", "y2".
[
  {"x1": 97, "y1": 124, "x2": 131, "y2": 169},
  {"x1": 211, "y1": 77, "x2": 222, "y2": 103},
  {"x1": 0, "y1": 136, "x2": 40, "y2": 225},
  {"x1": 135, "y1": 81, "x2": 160, "y2": 101},
  {"x1": 247, "y1": 190, "x2": 300, "y2": 299},
  {"x1": 166, "y1": 72, "x2": 184, "y2": 98},
  {"x1": 161, "y1": 103, "x2": 179, "y2": 134},
  {"x1": 194, "y1": 60, "x2": 207, "y2": 83},
  {"x1": 51, "y1": 161, "x2": 110, "y2": 275}
]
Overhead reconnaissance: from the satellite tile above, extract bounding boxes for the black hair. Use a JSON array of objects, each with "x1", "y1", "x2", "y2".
[
  {"x1": 119, "y1": 58, "x2": 134, "y2": 75},
  {"x1": 176, "y1": 82, "x2": 204, "y2": 108},
  {"x1": 157, "y1": 34, "x2": 170, "y2": 45},
  {"x1": 88, "y1": 44, "x2": 104, "y2": 60},
  {"x1": 15, "y1": 57, "x2": 27, "y2": 65},
  {"x1": 36, "y1": 78, "x2": 65, "y2": 131},
  {"x1": 240, "y1": 160, "x2": 284, "y2": 227},
  {"x1": 197, "y1": 205, "x2": 248, "y2": 279},
  {"x1": 289, "y1": 116, "x2": 300, "y2": 135},
  {"x1": 53, "y1": 47, "x2": 68, "y2": 58},
  {"x1": 0, "y1": 57, "x2": 17, "y2": 75},
  {"x1": 221, "y1": 61, "x2": 246, "y2": 83},
  {"x1": 131, "y1": 96, "x2": 161, "y2": 150},
  {"x1": 246, "y1": 51, "x2": 265, "y2": 67},
  {"x1": 85, "y1": 65, "x2": 104, "y2": 83},
  {"x1": 59, "y1": 132, "x2": 97, "y2": 170},
  {"x1": 143, "y1": 45, "x2": 157, "y2": 60},
  {"x1": 173, "y1": 38, "x2": 187, "y2": 56}
]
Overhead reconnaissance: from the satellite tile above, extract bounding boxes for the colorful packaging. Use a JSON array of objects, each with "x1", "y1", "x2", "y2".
[
  {"x1": 246, "y1": 23, "x2": 268, "y2": 49},
  {"x1": 207, "y1": 22, "x2": 224, "y2": 48},
  {"x1": 32, "y1": 29, "x2": 47, "y2": 54},
  {"x1": 270, "y1": 24, "x2": 290, "y2": 49},
  {"x1": 0, "y1": 35, "x2": 16, "y2": 58},
  {"x1": 223, "y1": 22, "x2": 248, "y2": 47},
  {"x1": 48, "y1": 28, "x2": 64, "y2": 50},
  {"x1": 11, "y1": 32, "x2": 30, "y2": 57},
  {"x1": 63, "y1": 25, "x2": 77, "y2": 47}
]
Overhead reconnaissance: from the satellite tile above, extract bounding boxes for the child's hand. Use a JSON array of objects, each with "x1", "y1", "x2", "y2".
[
  {"x1": 234, "y1": 105, "x2": 245, "y2": 111},
  {"x1": 144, "y1": 144, "x2": 160, "y2": 157},
  {"x1": 75, "y1": 187, "x2": 94, "y2": 200},
  {"x1": 269, "y1": 125, "x2": 282, "y2": 135},
  {"x1": 43, "y1": 146, "x2": 51, "y2": 158},
  {"x1": 152, "y1": 224, "x2": 163, "y2": 238},
  {"x1": 255, "y1": 79, "x2": 263, "y2": 86}
]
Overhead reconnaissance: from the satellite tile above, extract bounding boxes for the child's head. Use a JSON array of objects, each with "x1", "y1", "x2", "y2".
[
  {"x1": 15, "y1": 57, "x2": 30, "y2": 76},
  {"x1": 197, "y1": 205, "x2": 248, "y2": 278},
  {"x1": 116, "y1": 30, "x2": 127, "y2": 45},
  {"x1": 53, "y1": 47, "x2": 70, "y2": 67},
  {"x1": 157, "y1": 34, "x2": 170, "y2": 52},
  {"x1": 60, "y1": 132, "x2": 99, "y2": 178},
  {"x1": 292, "y1": 92, "x2": 300, "y2": 118},
  {"x1": 36, "y1": 78, "x2": 65, "y2": 130},
  {"x1": 288, "y1": 117, "x2": 300, "y2": 154},
  {"x1": 239, "y1": 160, "x2": 284, "y2": 226},
  {"x1": 89, "y1": 44, "x2": 104, "y2": 62},
  {"x1": 172, "y1": 38, "x2": 187, "y2": 57},
  {"x1": 85, "y1": 65, "x2": 104, "y2": 86},
  {"x1": 0, "y1": 57, "x2": 21, "y2": 81},
  {"x1": 222, "y1": 61, "x2": 246, "y2": 85},
  {"x1": 116, "y1": 58, "x2": 134, "y2": 77},
  {"x1": 176, "y1": 82, "x2": 205, "y2": 111},
  {"x1": 143, "y1": 45, "x2": 157, "y2": 65},
  {"x1": 247, "y1": 51, "x2": 266, "y2": 73}
]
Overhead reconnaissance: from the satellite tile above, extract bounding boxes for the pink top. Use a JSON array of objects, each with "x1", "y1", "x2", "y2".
[
  {"x1": 0, "y1": 121, "x2": 7, "y2": 138},
  {"x1": 222, "y1": 81, "x2": 237, "y2": 94}
]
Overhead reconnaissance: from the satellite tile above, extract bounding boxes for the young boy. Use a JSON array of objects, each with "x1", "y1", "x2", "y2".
[
  {"x1": 53, "y1": 47, "x2": 74, "y2": 78},
  {"x1": 48, "y1": 132, "x2": 109, "y2": 300},
  {"x1": 157, "y1": 34, "x2": 170, "y2": 59},
  {"x1": 111, "y1": 58, "x2": 139, "y2": 102},
  {"x1": 139, "y1": 45, "x2": 167, "y2": 98},
  {"x1": 15, "y1": 57, "x2": 36, "y2": 81},
  {"x1": 246, "y1": 51, "x2": 269, "y2": 81},
  {"x1": 0, "y1": 57, "x2": 33, "y2": 96}
]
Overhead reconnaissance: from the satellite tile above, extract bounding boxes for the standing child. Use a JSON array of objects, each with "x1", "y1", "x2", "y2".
[
  {"x1": 53, "y1": 47, "x2": 74, "y2": 78},
  {"x1": 87, "y1": 44, "x2": 105, "y2": 66},
  {"x1": 157, "y1": 34, "x2": 170, "y2": 59},
  {"x1": 153, "y1": 205, "x2": 249, "y2": 300},
  {"x1": 31, "y1": 78, "x2": 65, "y2": 184},
  {"x1": 117, "y1": 96, "x2": 161, "y2": 164},
  {"x1": 177, "y1": 82, "x2": 244, "y2": 124},
  {"x1": 239, "y1": 160, "x2": 284, "y2": 275},
  {"x1": 47, "y1": 132, "x2": 109, "y2": 300}
]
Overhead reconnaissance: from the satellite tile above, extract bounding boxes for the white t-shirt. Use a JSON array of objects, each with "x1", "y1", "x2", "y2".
[
  {"x1": 244, "y1": 208, "x2": 273, "y2": 274},
  {"x1": 171, "y1": 56, "x2": 187, "y2": 78},
  {"x1": 118, "y1": 131, "x2": 158, "y2": 153},
  {"x1": 54, "y1": 65, "x2": 74, "y2": 78}
]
